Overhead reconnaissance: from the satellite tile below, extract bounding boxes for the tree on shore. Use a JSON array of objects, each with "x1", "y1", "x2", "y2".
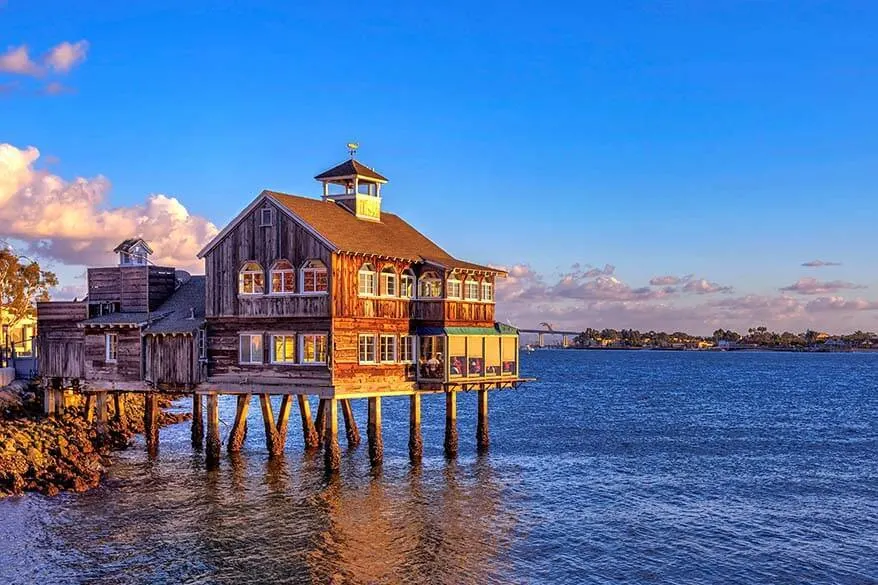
[{"x1": 0, "y1": 248, "x2": 58, "y2": 333}]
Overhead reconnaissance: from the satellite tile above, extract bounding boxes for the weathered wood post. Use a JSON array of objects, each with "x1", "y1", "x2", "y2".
[
  {"x1": 476, "y1": 389, "x2": 489, "y2": 453},
  {"x1": 315, "y1": 399, "x2": 327, "y2": 447},
  {"x1": 206, "y1": 393, "x2": 221, "y2": 467},
  {"x1": 227, "y1": 394, "x2": 251, "y2": 453},
  {"x1": 144, "y1": 393, "x2": 159, "y2": 456},
  {"x1": 341, "y1": 399, "x2": 361, "y2": 447},
  {"x1": 43, "y1": 384, "x2": 56, "y2": 417},
  {"x1": 260, "y1": 394, "x2": 292, "y2": 457},
  {"x1": 113, "y1": 392, "x2": 127, "y2": 427},
  {"x1": 191, "y1": 393, "x2": 204, "y2": 449},
  {"x1": 84, "y1": 393, "x2": 95, "y2": 423},
  {"x1": 367, "y1": 396, "x2": 383, "y2": 466},
  {"x1": 444, "y1": 391, "x2": 458, "y2": 458},
  {"x1": 409, "y1": 392, "x2": 423, "y2": 464},
  {"x1": 96, "y1": 391, "x2": 109, "y2": 435},
  {"x1": 323, "y1": 398, "x2": 340, "y2": 473},
  {"x1": 297, "y1": 395, "x2": 319, "y2": 450}
]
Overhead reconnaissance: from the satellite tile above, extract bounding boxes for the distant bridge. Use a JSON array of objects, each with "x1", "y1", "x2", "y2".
[{"x1": 517, "y1": 323, "x2": 579, "y2": 348}]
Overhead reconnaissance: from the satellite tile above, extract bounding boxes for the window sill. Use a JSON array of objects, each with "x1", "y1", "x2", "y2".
[
  {"x1": 238, "y1": 361, "x2": 264, "y2": 366},
  {"x1": 300, "y1": 362, "x2": 327, "y2": 366}
]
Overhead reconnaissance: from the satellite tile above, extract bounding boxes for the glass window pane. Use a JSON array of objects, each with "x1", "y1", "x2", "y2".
[
  {"x1": 486, "y1": 337, "x2": 501, "y2": 376},
  {"x1": 449, "y1": 336, "x2": 466, "y2": 377}
]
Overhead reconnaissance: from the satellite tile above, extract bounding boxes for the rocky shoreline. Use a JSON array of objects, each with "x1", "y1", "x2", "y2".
[{"x1": 0, "y1": 386, "x2": 189, "y2": 498}]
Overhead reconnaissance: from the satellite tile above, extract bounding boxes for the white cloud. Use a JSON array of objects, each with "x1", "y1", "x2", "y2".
[
  {"x1": 779, "y1": 277, "x2": 865, "y2": 295},
  {"x1": 0, "y1": 143, "x2": 218, "y2": 273},
  {"x1": 0, "y1": 45, "x2": 41, "y2": 76},
  {"x1": 45, "y1": 40, "x2": 89, "y2": 73}
]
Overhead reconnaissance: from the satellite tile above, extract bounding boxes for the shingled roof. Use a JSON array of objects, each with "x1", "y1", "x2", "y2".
[
  {"x1": 266, "y1": 191, "x2": 503, "y2": 274},
  {"x1": 314, "y1": 159, "x2": 388, "y2": 182},
  {"x1": 143, "y1": 276, "x2": 206, "y2": 335}
]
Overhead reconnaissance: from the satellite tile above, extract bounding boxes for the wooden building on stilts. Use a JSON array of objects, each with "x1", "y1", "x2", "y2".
[{"x1": 36, "y1": 152, "x2": 528, "y2": 472}]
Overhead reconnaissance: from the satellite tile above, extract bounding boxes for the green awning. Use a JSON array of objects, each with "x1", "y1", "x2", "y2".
[{"x1": 416, "y1": 323, "x2": 519, "y2": 337}]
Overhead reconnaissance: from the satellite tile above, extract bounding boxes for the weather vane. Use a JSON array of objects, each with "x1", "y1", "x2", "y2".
[{"x1": 347, "y1": 142, "x2": 359, "y2": 159}]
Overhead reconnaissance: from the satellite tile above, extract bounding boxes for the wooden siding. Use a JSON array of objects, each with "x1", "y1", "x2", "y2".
[
  {"x1": 204, "y1": 199, "x2": 332, "y2": 317},
  {"x1": 144, "y1": 333, "x2": 201, "y2": 387},
  {"x1": 36, "y1": 301, "x2": 87, "y2": 378},
  {"x1": 87, "y1": 266, "x2": 176, "y2": 311},
  {"x1": 83, "y1": 328, "x2": 142, "y2": 382},
  {"x1": 205, "y1": 318, "x2": 332, "y2": 388},
  {"x1": 411, "y1": 299, "x2": 494, "y2": 326},
  {"x1": 331, "y1": 317, "x2": 413, "y2": 392}
]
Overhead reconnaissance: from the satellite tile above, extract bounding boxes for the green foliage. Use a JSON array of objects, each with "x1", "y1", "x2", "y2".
[{"x1": 0, "y1": 248, "x2": 58, "y2": 330}]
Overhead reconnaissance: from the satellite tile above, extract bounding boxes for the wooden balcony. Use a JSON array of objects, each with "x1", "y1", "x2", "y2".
[{"x1": 237, "y1": 293, "x2": 330, "y2": 318}]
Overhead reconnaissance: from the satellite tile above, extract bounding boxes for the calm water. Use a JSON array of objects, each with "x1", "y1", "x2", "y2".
[{"x1": 1, "y1": 351, "x2": 876, "y2": 584}]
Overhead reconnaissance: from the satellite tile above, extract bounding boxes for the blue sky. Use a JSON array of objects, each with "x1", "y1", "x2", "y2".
[{"x1": 2, "y1": 1, "x2": 878, "y2": 332}]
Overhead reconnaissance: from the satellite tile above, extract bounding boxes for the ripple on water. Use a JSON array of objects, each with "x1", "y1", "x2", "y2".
[{"x1": 0, "y1": 351, "x2": 876, "y2": 584}]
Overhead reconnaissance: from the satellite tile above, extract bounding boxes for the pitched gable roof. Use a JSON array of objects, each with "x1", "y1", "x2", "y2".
[
  {"x1": 113, "y1": 238, "x2": 153, "y2": 254},
  {"x1": 267, "y1": 191, "x2": 503, "y2": 274},
  {"x1": 314, "y1": 159, "x2": 388, "y2": 182}
]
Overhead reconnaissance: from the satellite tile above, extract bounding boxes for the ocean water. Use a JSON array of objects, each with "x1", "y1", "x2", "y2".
[{"x1": 1, "y1": 351, "x2": 876, "y2": 584}]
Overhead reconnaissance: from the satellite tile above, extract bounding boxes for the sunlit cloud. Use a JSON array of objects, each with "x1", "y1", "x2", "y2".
[
  {"x1": 0, "y1": 143, "x2": 218, "y2": 273},
  {"x1": 779, "y1": 277, "x2": 865, "y2": 295},
  {"x1": 802, "y1": 259, "x2": 842, "y2": 267}
]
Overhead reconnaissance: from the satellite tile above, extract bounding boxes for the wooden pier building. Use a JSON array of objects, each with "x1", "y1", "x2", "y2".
[{"x1": 36, "y1": 155, "x2": 527, "y2": 470}]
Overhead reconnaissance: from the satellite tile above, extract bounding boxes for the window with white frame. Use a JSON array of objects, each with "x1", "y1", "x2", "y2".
[
  {"x1": 301, "y1": 259, "x2": 328, "y2": 293},
  {"x1": 270, "y1": 259, "x2": 295, "y2": 294},
  {"x1": 447, "y1": 272, "x2": 462, "y2": 299},
  {"x1": 379, "y1": 334, "x2": 397, "y2": 363},
  {"x1": 418, "y1": 271, "x2": 442, "y2": 298},
  {"x1": 380, "y1": 266, "x2": 397, "y2": 297},
  {"x1": 300, "y1": 333, "x2": 327, "y2": 364},
  {"x1": 400, "y1": 269, "x2": 415, "y2": 298},
  {"x1": 271, "y1": 334, "x2": 296, "y2": 364},
  {"x1": 260, "y1": 207, "x2": 273, "y2": 226},
  {"x1": 239, "y1": 333, "x2": 263, "y2": 364},
  {"x1": 358, "y1": 263, "x2": 377, "y2": 296},
  {"x1": 358, "y1": 334, "x2": 376, "y2": 363},
  {"x1": 464, "y1": 276, "x2": 479, "y2": 300},
  {"x1": 399, "y1": 335, "x2": 414, "y2": 362},
  {"x1": 482, "y1": 280, "x2": 494, "y2": 302},
  {"x1": 239, "y1": 262, "x2": 264, "y2": 295},
  {"x1": 105, "y1": 333, "x2": 117, "y2": 362}
]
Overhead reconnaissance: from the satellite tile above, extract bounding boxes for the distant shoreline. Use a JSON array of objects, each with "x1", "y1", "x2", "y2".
[{"x1": 525, "y1": 346, "x2": 878, "y2": 353}]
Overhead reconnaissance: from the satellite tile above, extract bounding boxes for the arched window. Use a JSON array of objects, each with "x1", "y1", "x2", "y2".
[
  {"x1": 481, "y1": 280, "x2": 494, "y2": 302},
  {"x1": 380, "y1": 266, "x2": 397, "y2": 297},
  {"x1": 358, "y1": 262, "x2": 377, "y2": 296},
  {"x1": 239, "y1": 261, "x2": 264, "y2": 295},
  {"x1": 418, "y1": 271, "x2": 442, "y2": 298},
  {"x1": 400, "y1": 269, "x2": 415, "y2": 298},
  {"x1": 446, "y1": 272, "x2": 462, "y2": 299},
  {"x1": 270, "y1": 260, "x2": 295, "y2": 294},
  {"x1": 301, "y1": 259, "x2": 328, "y2": 293},
  {"x1": 464, "y1": 276, "x2": 479, "y2": 300}
]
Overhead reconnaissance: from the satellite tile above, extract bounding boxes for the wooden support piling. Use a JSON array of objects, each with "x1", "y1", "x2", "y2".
[
  {"x1": 409, "y1": 393, "x2": 423, "y2": 464},
  {"x1": 191, "y1": 394, "x2": 204, "y2": 449},
  {"x1": 206, "y1": 393, "x2": 221, "y2": 467},
  {"x1": 323, "y1": 399, "x2": 340, "y2": 473},
  {"x1": 227, "y1": 394, "x2": 251, "y2": 453},
  {"x1": 96, "y1": 391, "x2": 109, "y2": 434},
  {"x1": 144, "y1": 393, "x2": 159, "y2": 456},
  {"x1": 477, "y1": 389, "x2": 489, "y2": 453},
  {"x1": 341, "y1": 399, "x2": 361, "y2": 447},
  {"x1": 260, "y1": 394, "x2": 292, "y2": 457},
  {"x1": 367, "y1": 396, "x2": 383, "y2": 466},
  {"x1": 315, "y1": 399, "x2": 327, "y2": 447},
  {"x1": 84, "y1": 393, "x2": 95, "y2": 423},
  {"x1": 113, "y1": 392, "x2": 127, "y2": 426},
  {"x1": 43, "y1": 385, "x2": 56, "y2": 417},
  {"x1": 297, "y1": 395, "x2": 319, "y2": 450},
  {"x1": 444, "y1": 391, "x2": 458, "y2": 458}
]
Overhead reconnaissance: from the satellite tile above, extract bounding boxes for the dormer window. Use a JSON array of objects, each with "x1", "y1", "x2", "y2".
[
  {"x1": 301, "y1": 259, "x2": 328, "y2": 293},
  {"x1": 115, "y1": 238, "x2": 153, "y2": 267},
  {"x1": 464, "y1": 276, "x2": 479, "y2": 301},
  {"x1": 270, "y1": 260, "x2": 295, "y2": 294},
  {"x1": 358, "y1": 263, "x2": 377, "y2": 296},
  {"x1": 446, "y1": 272, "x2": 462, "y2": 299},
  {"x1": 400, "y1": 269, "x2": 415, "y2": 299},
  {"x1": 260, "y1": 207, "x2": 273, "y2": 227},
  {"x1": 239, "y1": 261, "x2": 264, "y2": 295},
  {"x1": 418, "y1": 271, "x2": 442, "y2": 298},
  {"x1": 380, "y1": 266, "x2": 397, "y2": 297}
]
